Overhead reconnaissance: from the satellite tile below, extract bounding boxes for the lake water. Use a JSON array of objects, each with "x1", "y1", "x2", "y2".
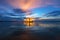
[{"x1": 0, "y1": 21, "x2": 60, "y2": 40}]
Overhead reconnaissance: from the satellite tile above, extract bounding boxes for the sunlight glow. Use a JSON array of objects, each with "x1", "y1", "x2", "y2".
[
  {"x1": 24, "y1": 18, "x2": 35, "y2": 28},
  {"x1": 9, "y1": 0, "x2": 42, "y2": 11}
]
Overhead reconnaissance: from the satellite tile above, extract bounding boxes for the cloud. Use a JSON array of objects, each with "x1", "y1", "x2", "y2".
[
  {"x1": 0, "y1": 0, "x2": 60, "y2": 17},
  {"x1": 44, "y1": 11, "x2": 60, "y2": 17},
  {"x1": 25, "y1": 13, "x2": 39, "y2": 18},
  {"x1": 0, "y1": 6, "x2": 25, "y2": 18}
]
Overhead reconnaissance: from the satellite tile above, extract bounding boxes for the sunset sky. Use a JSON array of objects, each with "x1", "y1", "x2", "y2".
[{"x1": 0, "y1": 0, "x2": 60, "y2": 18}]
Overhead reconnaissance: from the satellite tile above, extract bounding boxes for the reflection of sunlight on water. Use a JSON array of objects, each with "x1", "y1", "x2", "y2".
[
  {"x1": 38, "y1": 23, "x2": 60, "y2": 27},
  {"x1": 38, "y1": 24, "x2": 54, "y2": 27},
  {"x1": 24, "y1": 18, "x2": 60, "y2": 28},
  {"x1": 24, "y1": 18, "x2": 35, "y2": 28},
  {"x1": 8, "y1": 19, "x2": 60, "y2": 29}
]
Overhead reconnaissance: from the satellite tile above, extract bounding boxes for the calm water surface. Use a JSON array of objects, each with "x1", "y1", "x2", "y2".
[{"x1": 0, "y1": 21, "x2": 60, "y2": 40}]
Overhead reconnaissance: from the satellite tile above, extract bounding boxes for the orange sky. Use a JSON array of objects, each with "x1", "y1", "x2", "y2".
[
  {"x1": 7, "y1": 0, "x2": 60, "y2": 11},
  {"x1": 9, "y1": 0, "x2": 44, "y2": 11}
]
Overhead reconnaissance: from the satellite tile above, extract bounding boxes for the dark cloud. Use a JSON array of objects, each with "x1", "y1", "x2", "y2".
[
  {"x1": 0, "y1": 6, "x2": 25, "y2": 19},
  {"x1": 13, "y1": 9, "x2": 26, "y2": 13},
  {"x1": 0, "y1": 0, "x2": 25, "y2": 18},
  {"x1": 45, "y1": 11, "x2": 60, "y2": 17},
  {"x1": 0, "y1": 0, "x2": 24, "y2": 20}
]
